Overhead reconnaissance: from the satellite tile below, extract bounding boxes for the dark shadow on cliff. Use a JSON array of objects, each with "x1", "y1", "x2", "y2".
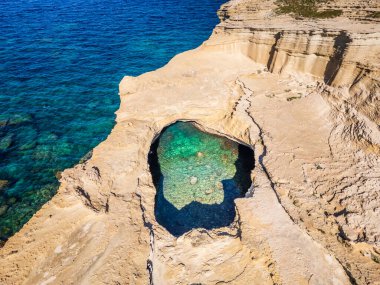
[
  {"x1": 148, "y1": 133, "x2": 254, "y2": 237},
  {"x1": 324, "y1": 31, "x2": 352, "y2": 84}
]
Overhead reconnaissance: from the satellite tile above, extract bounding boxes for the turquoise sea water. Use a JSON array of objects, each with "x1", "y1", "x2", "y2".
[
  {"x1": 0, "y1": 0, "x2": 224, "y2": 241},
  {"x1": 149, "y1": 122, "x2": 254, "y2": 236}
]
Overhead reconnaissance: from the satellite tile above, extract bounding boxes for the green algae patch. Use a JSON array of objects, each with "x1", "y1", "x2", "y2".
[
  {"x1": 149, "y1": 122, "x2": 254, "y2": 236},
  {"x1": 275, "y1": 0, "x2": 343, "y2": 19}
]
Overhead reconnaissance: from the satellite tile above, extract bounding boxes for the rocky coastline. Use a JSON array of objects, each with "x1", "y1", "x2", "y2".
[{"x1": 0, "y1": 0, "x2": 379, "y2": 284}]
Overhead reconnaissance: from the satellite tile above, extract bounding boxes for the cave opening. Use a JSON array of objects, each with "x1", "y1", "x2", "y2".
[{"x1": 148, "y1": 122, "x2": 255, "y2": 237}]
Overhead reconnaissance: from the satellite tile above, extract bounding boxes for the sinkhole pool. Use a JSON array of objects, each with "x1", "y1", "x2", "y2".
[
  {"x1": 148, "y1": 122, "x2": 255, "y2": 236},
  {"x1": 0, "y1": 0, "x2": 224, "y2": 242}
]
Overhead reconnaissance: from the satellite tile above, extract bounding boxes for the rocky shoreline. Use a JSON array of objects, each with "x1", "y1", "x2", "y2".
[{"x1": 0, "y1": 0, "x2": 379, "y2": 284}]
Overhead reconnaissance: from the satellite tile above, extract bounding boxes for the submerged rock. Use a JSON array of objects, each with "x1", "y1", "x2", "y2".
[
  {"x1": 9, "y1": 114, "x2": 33, "y2": 125},
  {"x1": 0, "y1": 114, "x2": 33, "y2": 127},
  {"x1": 151, "y1": 122, "x2": 253, "y2": 237},
  {"x1": 189, "y1": 176, "x2": 198, "y2": 185},
  {"x1": 15, "y1": 126, "x2": 38, "y2": 151},
  {"x1": 0, "y1": 134, "x2": 13, "y2": 152},
  {"x1": 205, "y1": 188, "x2": 214, "y2": 195},
  {"x1": 55, "y1": 171, "x2": 62, "y2": 180},
  {"x1": 215, "y1": 181, "x2": 223, "y2": 190},
  {"x1": 79, "y1": 150, "x2": 93, "y2": 164},
  {"x1": 18, "y1": 141, "x2": 37, "y2": 151},
  {"x1": 7, "y1": 197, "x2": 17, "y2": 205},
  {"x1": 0, "y1": 180, "x2": 9, "y2": 192},
  {"x1": 1, "y1": 0, "x2": 380, "y2": 284},
  {"x1": 37, "y1": 132, "x2": 58, "y2": 144},
  {"x1": 0, "y1": 205, "x2": 8, "y2": 217},
  {"x1": 0, "y1": 180, "x2": 9, "y2": 188},
  {"x1": 0, "y1": 119, "x2": 9, "y2": 128}
]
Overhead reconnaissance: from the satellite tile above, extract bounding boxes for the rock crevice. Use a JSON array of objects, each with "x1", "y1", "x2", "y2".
[{"x1": 0, "y1": 0, "x2": 379, "y2": 284}]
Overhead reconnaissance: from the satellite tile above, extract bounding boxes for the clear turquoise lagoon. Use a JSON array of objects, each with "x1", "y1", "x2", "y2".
[
  {"x1": 149, "y1": 122, "x2": 254, "y2": 236},
  {"x1": 0, "y1": 0, "x2": 225, "y2": 241}
]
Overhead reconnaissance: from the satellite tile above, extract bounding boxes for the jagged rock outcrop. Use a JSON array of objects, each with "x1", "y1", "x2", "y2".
[{"x1": 0, "y1": 0, "x2": 379, "y2": 284}]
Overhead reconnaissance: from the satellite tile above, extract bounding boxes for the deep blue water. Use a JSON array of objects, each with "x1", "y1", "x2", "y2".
[{"x1": 0, "y1": 0, "x2": 224, "y2": 241}]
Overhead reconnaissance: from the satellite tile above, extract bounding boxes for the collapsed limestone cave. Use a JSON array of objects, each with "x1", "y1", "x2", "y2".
[{"x1": 148, "y1": 121, "x2": 255, "y2": 236}]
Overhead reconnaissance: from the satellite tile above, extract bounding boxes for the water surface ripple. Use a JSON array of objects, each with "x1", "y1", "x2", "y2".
[{"x1": 0, "y1": 0, "x2": 224, "y2": 240}]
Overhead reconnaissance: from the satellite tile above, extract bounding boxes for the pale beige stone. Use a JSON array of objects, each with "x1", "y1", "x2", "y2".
[{"x1": 1, "y1": 0, "x2": 379, "y2": 284}]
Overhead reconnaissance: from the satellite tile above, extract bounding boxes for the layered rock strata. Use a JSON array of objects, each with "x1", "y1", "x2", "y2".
[{"x1": 0, "y1": 0, "x2": 379, "y2": 284}]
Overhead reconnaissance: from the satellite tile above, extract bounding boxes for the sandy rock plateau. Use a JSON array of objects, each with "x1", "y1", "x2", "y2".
[{"x1": 1, "y1": 0, "x2": 379, "y2": 284}]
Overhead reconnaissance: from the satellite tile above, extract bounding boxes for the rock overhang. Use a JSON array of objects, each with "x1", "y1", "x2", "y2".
[{"x1": 1, "y1": 0, "x2": 379, "y2": 283}]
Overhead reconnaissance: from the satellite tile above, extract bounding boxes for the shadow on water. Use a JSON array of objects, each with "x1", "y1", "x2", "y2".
[{"x1": 148, "y1": 129, "x2": 255, "y2": 237}]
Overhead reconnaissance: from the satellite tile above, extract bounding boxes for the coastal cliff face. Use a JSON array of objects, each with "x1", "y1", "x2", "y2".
[
  {"x1": 215, "y1": 0, "x2": 380, "y2": 149},
  {"x1": 0, "y1": 1, "x2": 379, "y2": 284}
]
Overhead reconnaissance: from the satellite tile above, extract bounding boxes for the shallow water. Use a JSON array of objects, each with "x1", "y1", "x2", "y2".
[
  {"x1": 149, "y1": 122, "x2": 254, "y2": 236},
  {"x1": 0, "y1": 0, "x2": 224, "y2": 241}
]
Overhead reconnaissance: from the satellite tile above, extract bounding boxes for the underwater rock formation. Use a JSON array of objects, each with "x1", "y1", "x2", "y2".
[
  {"x1": 149, "y1": 122, "x2": 254, "y2": 236},
  {"x1": 0, "y1": 0, "x2": 379, "y2": 284}
]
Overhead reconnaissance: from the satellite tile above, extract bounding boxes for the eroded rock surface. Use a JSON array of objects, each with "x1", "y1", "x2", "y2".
[{"x1": 0, "y1": 0, "x2": 379, "y2": 284}]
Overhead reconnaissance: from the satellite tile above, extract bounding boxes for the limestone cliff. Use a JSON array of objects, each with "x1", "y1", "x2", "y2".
[
  {"x1": 215, "y1": 0, "x2": 380, "y2": 151},
  {"x1": 0, "y1": 0, "x2": 379, "y2": 284}
]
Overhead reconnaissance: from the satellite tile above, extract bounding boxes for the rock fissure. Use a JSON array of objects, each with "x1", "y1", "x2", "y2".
[
  {"x1": 135, "y1": 192, "x2": 155, "y2": 285},
  {"x1": 234, "y1": 78, "x2": 273, "y2": 185},
  {"x1": 1, "y1": 0, "x2": 379, "y2": 284},
  {"x1": 233, "y1": 78, "x2": 306, "y2": 233}
]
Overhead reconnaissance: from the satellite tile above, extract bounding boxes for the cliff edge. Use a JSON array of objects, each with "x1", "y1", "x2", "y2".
[{"x1": 0, "y1": 0, "x2": 379, "y2": 284}]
